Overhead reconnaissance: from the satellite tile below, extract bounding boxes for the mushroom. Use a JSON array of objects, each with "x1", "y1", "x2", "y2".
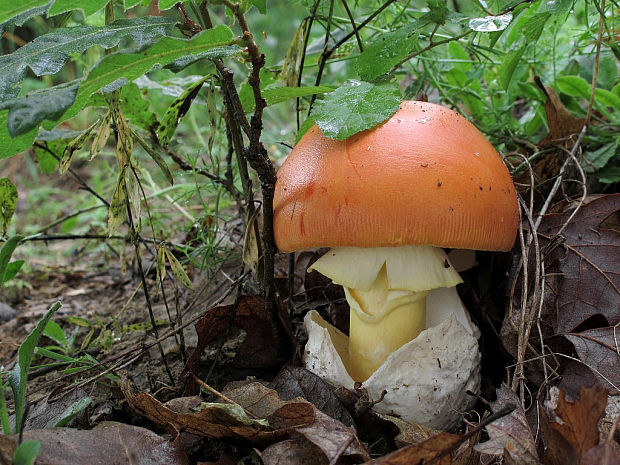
[{"x1": 273, "y1": 101, "x2": 518, "y2": 428}]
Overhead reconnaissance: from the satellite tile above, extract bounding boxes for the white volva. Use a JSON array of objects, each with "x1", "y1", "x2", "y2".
[{"x1": 308, "y1": 245, "x2": 464, "y2": 381}]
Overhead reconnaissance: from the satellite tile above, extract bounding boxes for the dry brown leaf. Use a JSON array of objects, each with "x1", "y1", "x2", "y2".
[
  {"x1": 536, "y1": 77, "x2": 585, "y2": 147},
  {"x1": 475, "y1": 385, "x2": 539, "y2": 464},
  {"x1": 123, "y1": 379, "x2": 314, "y2": 444},
  {"x1": 181, "y1": 295, "x2": 289, "y2": 395},
  {"x1": 567, "y1": 327, "x2": 620, "y2": 392},
  {"x1": 581, "y1": 441, "x2": 620, "y2": 465},
  {"x1": 261, "y1": 439, "x2": 329, "y2": 465},
  {"x1": 541, "y1": 385, "x2": 608, "y2": 465},
  {"x1": 0, "y1": 421, "x2": 189, "y2": 465},
  {"x1": 368, "y1": 432, "x2": 461, "y2": 465}
]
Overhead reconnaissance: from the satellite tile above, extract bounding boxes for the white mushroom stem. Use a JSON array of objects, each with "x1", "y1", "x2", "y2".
[{"x1": 308, "y1": 245, "x2": 463, "y2": 382}]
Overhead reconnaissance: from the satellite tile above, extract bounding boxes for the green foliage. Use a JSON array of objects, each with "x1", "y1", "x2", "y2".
[
  {"x1": 312, "y1": 80, "x2": 401, "y2": 140},
  {"x1": 13, "y1": 440, "x2": 41, "y2": 465},
  {"x1": 0, "y1": 16, "x2": 176, "y2": 102},
  {"x1": 0, "y1": 235, "x2": 23, "y2": 285},
  {"x1": 8, "y1": 301, "x2": 62, "y2": 433},
  {"x1": 48, "y1": 0, "x2": 110, "y2": 17},
  {"x1": 0, "y1": 178, "x2": 17, "y2": 235},
  {"x1": 0, "y1": 0, "x2": 48, "y2": 25}
]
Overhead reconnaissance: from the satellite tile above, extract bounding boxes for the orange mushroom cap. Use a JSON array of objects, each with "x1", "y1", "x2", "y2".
[{"x1": 273, "y1": 101, "x2": 519, "y2": 253}]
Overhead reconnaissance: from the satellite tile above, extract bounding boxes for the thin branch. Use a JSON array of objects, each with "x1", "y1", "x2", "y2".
[{"x1": 341, "y1": 0, "x2": 363, "y2": 52}]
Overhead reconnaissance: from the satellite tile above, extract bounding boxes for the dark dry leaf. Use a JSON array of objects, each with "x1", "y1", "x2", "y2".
[
  {"x1": 181, "y1": 295, "x2": 289, "y2": 395},
  {"x1": 270, "y1": 365, "x2": 355, "y2": 427},
  {"x1": 581, "y1": 441, "x2": 620, "y2": 465},
  {"x1": 294, "y1": 409, "x2": 370, "y2": 463},
  {"x1": 539, "y1": 194, "x2": 620, "y2": 334},
  {"x1": 261, "y1": 439, "x2": 328, "y2": 465},
  {"x1": 475, "y1": 385, "x2": 538, "y2": 464},
  {"x1": 369, "y1": 432, "x2": 461, "y2": 465},
  {"x1": 541, "y1": 385, "x2": 608, "y2": 465},
  {"x1": 0, "y1": 421, "x2": 190, "y2": 465},
  {"x1": 123, "y1": 379, "x2": 314, "y2": 444},
  {"x1": 566, "y1": 327, "x2": 620, "y2": 393},
  {"x1": 536, "y1": 77, "x2": 585, "y2": 147}
]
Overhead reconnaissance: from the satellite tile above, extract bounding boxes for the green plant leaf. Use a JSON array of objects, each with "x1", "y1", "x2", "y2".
[
  {"x1": 0, "y1": 0, "x2": 48, "y2": 24},
  {"x1": 133, "y1": 131, "x2": 173, "y2": 185},
  {"x1": 8, "y1": 301, "x2": 62, "y2": 433},
  {"x1": 0, "y1": 16, "x2": 175, "y2": 103},
  {"x1": 240, "y1": 85, "x2": 334, "y2": 113},
  {"x1": 43, "y1": 320, "x2": 68, "y2": 348},
  {"x1": 119, "y1": 83, "x2": 159, "y2": 133},
  {"x1": 583, "y1": 140, "x2": 618, "y2": 173},
  {"x1": 54, "y1": 396, "x2": 92, "y2": 427},
  {"x1": 355, "y1": 24, "x2": 424, "y2": 81},
  {"x1": 48, "y1": 0, "x2": 109, "y2": 16},
  {"x1": 3, "y1": 83, "x2": 79, "y2": 138},
  {"x1": 3, "y1": 259, "x2": 24, "y2": 283},
  {"x1": 0, "y1": 235, "x2": 23, "y2": 285},
  {"x1": 597, "y1": 165, "x2": 620, "y2": 184},
  {"x1": 0, "y1": 1, "x2": 51, "y2": 34},
  {"x1": 498, "y1": 42, "x2": 526, "y2": 90},
  {"x1": 468, "y1": 13, "x2": 513, "y2": 32},
  {"x1": 164, "y1": 248, "x2": 193, "y2": 289},
  {"x1": 556, "y1": 75, "x2": 590, "y2": 99},
  {"x1": 158, "y1": 76, "x2": 208, "y2": 146},
  {"x1": 2, "y1": 25, "x2": 236, "y2": 142},
  {"x1": 0, "y1": 111, "x2": 36, "y2": 159},
  {"x1": 594, "y1": 88, "x2": 620, "y2": 111},
  {"x1": 0, "y1": 178, "x2": 17, "y2": 235},
  {"x1": 520, "y1": 12, "x2": 550, "y2": 42},
  {"x1": 251, "y1": 0, "x2": 267, "y2": 14},
  {"x1": 124, "y1": 0, "x2": 145, "y2": 8},
  {"x1": 13, "y1": 440, "x2": 41, "y2": 465},
  {"x1": 312, "y1": 80, "x2": 401, "y2": 140},
  {"x1": 158, "y1": 0, "x2": 191, "y2": 9}
]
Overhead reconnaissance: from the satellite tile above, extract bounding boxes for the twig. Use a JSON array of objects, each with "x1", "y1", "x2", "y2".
[{"x1": 340, "y1": 0, "x2": 363, "y2": 52}]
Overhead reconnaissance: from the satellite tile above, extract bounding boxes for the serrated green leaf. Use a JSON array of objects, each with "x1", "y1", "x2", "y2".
[
  {"x1": 0, "y1": 235, "x2": 23, "y2": 285},
  {"x1": 59, "y1": 122, "x2": 98, "y2": 174},
  {"x1": 0, "y1": 1, "x2": 51, "y2": 34},
  {"x1": 520, "y1": 12, "x2": 550, "y2": 42},
  {"x1": 355, "y1": 24, "x2": 423, "y2": 81},
  {"x1": 0, "y1": 0, "x2": 48, "y2": 24},
  {"x1": 2, "y1": 25, "x2": 236, "y2": 143},
  {"x1": 0, "y1": 178, "x2": 17, "y2": 235},
  {"x1": 0, "y1": 17, "x2": 175, "y2": 103},
  {"x1": 158, "y1": 76, "x2": 208, "y2": 146},
  {"x1": 119, "y1": 83, "x2": 159, "y2": 133},
  {"x1": 108, "y1": 168, "x2": 128, "y2": 235},
  {"x1": 164, "y1": 248, "x2": 193, "y2": 289},
  {"x1": 426, "y1": 0, "x2": 448, "y2": 25},
  {"x1": 48, "y1": 0, "x2": 109, "y2": 16},
  {"x1": 556, "y1": 75, "x2": 590, "y2": 99},
  {"x1": 312, "y1": 80, "x2": 401, "y2": 140},
  {"x1": 3, "y1": 83, "x2": 79, "y2": 138},
  {"x1": 8, "y1": 301, "x2": 62, "y2": 433},
  {"x1": 540, "y1": 0, "x2": 572, "y2": 15},
  {"x1": 241, "y1": 85, "x2": 334, "y2": 113},
  {"x1": 13, "y1": 440, "x2": 41, "y2": 465},
  {"x1": 3, "y1": 259, "x2": 24, "y2": 283},
  {"x1": 90, "y1": 111, "x2": 111, "y2": 160},
  {"x1": 133, "y1": 130, "x2": 173, "y2": 185},
  {"x1": 498, "y1": 42, "x2": 526, "y2": 90}
]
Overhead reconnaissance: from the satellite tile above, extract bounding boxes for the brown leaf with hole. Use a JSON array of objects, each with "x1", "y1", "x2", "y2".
[
  {"x1": 181, "y1": 295, "x2": 289, "y2": 395},
  {"x1": 368, "y1": 432, "x2": 461, "y2": 464},
  {"x1": 475, "y1": 385, "x2": 539, "y2": 464},
  {"x1": 122, "y1": 379, "x2": 314, "y2": 444},
  {"x1": 0, "y1": 421, "x2": 189, "y2": 465},
  {"x1": 541, "y1": 384, "x2": 608, "y2": 465},
  {"x1": 566, "y1": 327, "x2": 620, "y2": 393},
  {"x1": 581, "y1": 441, "x2": 620, "y2": 465}
]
